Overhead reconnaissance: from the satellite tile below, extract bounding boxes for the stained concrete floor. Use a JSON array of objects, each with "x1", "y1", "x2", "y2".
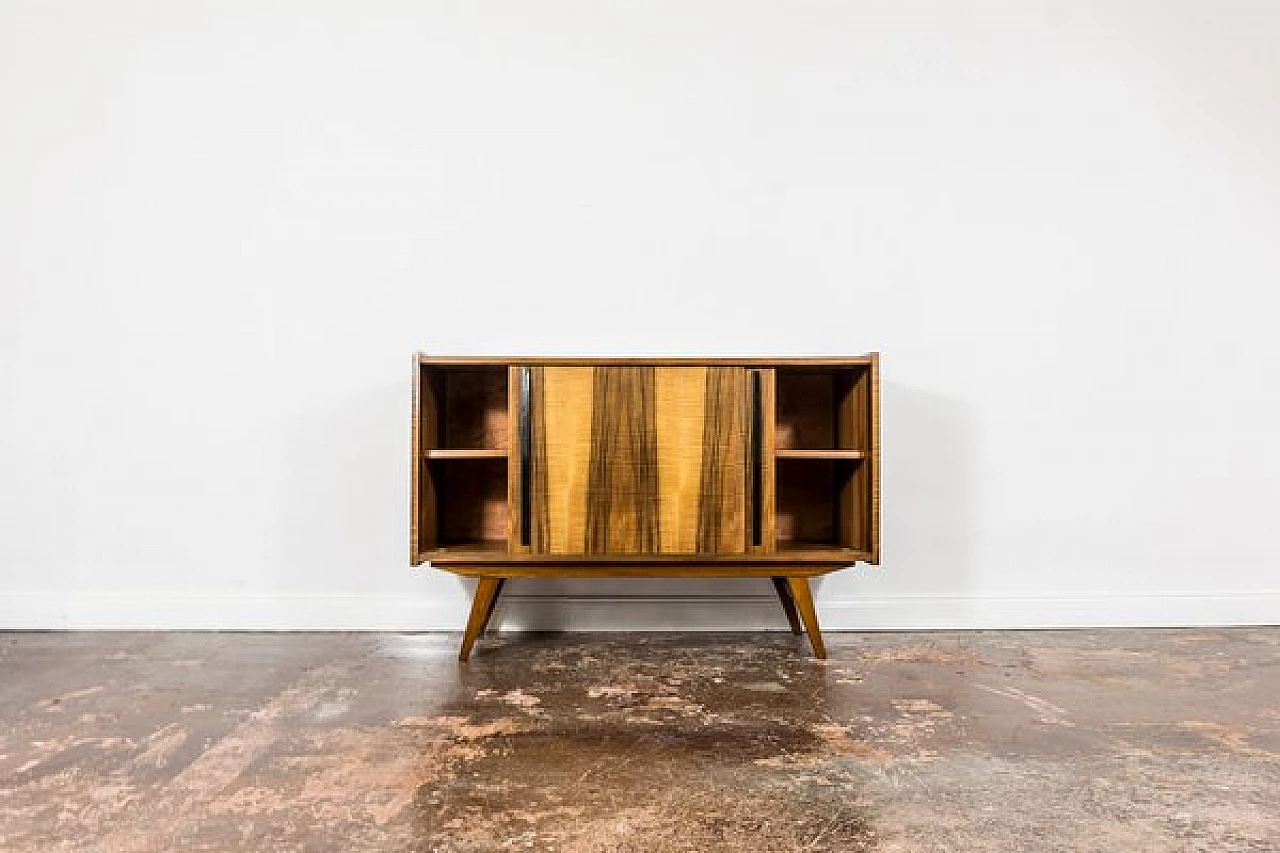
[{"x1": 0, "y1": 629, "x2": 1277, "y2": 852}]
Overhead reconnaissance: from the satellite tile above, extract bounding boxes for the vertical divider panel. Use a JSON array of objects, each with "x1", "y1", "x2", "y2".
[
  {"x1": 756, "y1": 369, "x2": 777, "y2": 553},
  {"x1": 507, "y1": 365, "x2": 526, "y2": 553},
  {"x1": 750, "y1": 370, "x2": 762, "y2": 548},
  {"x1": 519, "y1": 366, "x2": 532, "y2": 548}
]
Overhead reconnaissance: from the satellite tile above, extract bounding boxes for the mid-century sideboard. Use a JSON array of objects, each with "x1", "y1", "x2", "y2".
[{"x1": 410, "y1": 356, "x2": 880, "y2": 660}]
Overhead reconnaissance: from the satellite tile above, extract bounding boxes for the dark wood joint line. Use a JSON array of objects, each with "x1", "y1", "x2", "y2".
[
  {"x1": 751, "y1": 369, "x2": 763, "y2": 548},
  {"x1": 518, "y1": 367, "x2": 532, "y2": 547}
]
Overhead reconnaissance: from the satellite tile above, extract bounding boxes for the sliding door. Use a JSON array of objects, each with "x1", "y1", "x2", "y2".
[{"x1": 520, "y1": 365, "x2": 750, "y2": 556}]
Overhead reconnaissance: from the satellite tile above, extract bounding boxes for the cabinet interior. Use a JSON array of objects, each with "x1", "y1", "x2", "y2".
[
  {"x1": 421, "y1": 366, "x2": 509, "y2": 451},
  {"x1": 418, "y1": 365, "x2": 510, "y2": 552},
  {"x1": 775, "y1": 366, "x2": 870, "y2": 451},
  {"x1": 774, "y1": 366, "x2": 873, "y2": 553},
  {"x1": 429, "y1": 457, "x2": 509, "y2": 549}
]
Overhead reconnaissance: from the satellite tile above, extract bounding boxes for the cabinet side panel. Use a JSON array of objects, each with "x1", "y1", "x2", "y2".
[
  {"x1": 413, "y1": 365, "x2": 440, "y2": 559},
  {"x1": 870, "y1": 353, "x2": 881, "y2": 563},
  {"x1": 838, "y1": 365, "x2": 872, "y2": 552},
  {"x1": 838, "y1": 367, "x2": 870, "y2": 452},
  {"x1": 411, "y1": 360, "x2": 420, "y2": 563}
]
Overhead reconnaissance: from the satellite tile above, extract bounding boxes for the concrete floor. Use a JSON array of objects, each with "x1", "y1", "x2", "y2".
[{"x1": 0, "y1": 629, "x2": 1277, "y2": 852}]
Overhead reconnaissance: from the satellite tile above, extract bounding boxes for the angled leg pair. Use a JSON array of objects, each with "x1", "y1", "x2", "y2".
[
  {"x1": 459, "y1": 575, "x2": 826, "y2": 661},
  {"x1": 771, "y1": 576, "x2": 826, "y2": 659},
  {"x1": 458, "y1": 578, "x2": 505, "y2": 662}
]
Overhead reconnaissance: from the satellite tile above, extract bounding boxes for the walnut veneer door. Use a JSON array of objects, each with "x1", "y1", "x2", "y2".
[{"x1": 526, "y1": 365, "x2": 749, "y2": 555}]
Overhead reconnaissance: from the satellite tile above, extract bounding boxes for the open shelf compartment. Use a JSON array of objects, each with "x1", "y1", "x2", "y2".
[
  {"x1": 424, "y1": 456, "x2": 509, "y2": 550},
  {"x1": 419, "y1": 364, "x2": 510, "y2": 452},
  {"x1": 775, "y1": 365, "x2": 872, "y2": 453},
  {"x1": 775, "y1": 457, "x2": 872, "y2": 553},
  {"x1": 416, "y1": 363, "x2": 512, "y2": 555},
  {"x1": 772, "y1": 364, "x2": 874, "y2": 554}
]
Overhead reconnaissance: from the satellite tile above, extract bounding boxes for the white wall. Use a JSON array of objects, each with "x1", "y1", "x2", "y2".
[{"x1": 3, "y1": 0, "x2": 1278, "y2": 630}]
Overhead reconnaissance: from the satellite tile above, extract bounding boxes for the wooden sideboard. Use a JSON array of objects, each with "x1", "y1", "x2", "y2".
[{"x1": 411, "y1": 356, "x2": 880, "y2": 660}]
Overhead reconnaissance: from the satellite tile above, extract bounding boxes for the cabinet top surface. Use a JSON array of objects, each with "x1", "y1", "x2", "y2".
[{"x1": 417, "y1": 354, "x2": 877, "y2": 367}]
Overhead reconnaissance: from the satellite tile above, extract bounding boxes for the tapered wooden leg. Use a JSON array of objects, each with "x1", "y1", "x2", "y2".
[
  {"x1": 479, "y1": 578, "x2": 506, "y2": 635},
  {"x1": 459, "y1": 578, "x2": 502, "y2": 662},
  {"x1": 771, "y1": 577, "x2": 803, "y2": 635},
  {"x1": 784, "y1": 577, "x2": 826, "y2": 659}
]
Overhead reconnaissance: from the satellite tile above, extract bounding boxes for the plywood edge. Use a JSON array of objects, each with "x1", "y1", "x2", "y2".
[
  {"x1": 416, "y1": 355, "x2": 876, "y2": 367},
  {"x1": 409, "y1": 355, "x2": 423, "y2": 566},
  {"x1": 436, "y1": 563, "x2": 847, "y2": 579},
  {"x1": 869, "y1": 351, "x2": 881, "y2": 564}
]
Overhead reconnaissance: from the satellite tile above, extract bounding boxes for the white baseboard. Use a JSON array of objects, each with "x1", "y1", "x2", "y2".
[{"x1": 1, "y1": 592, "x2": 1277, "y2": 631}]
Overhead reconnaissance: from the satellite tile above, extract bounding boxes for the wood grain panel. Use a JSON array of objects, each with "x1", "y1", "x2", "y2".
[
  {"x1": 585, "y1": 366, "x2": 660, "y2": 553},
  {"x1": 531, "y1": 366, "x2": 594, "y2": 554},
  {"x1": 654, "y1": 366, "x2": 708, "y2": 553},
  {"x1": 695, "y1": 366, "x2": 747, "y2": 554},
  {"x1": 529, "y1": 365, "x2": 748, "y2": 557}
]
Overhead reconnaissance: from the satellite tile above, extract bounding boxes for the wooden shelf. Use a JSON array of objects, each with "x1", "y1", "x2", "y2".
[
  {"x1": 774, "y1": 543, "x2": 864, "y2": 556},
  {"x1": 424, "y1": 542, "x2": 510, "y2": 555},
  {"x1": 424, "y1": 448, "x2": 508, "y2": 460},
  {"x1": 426, "y1": 549, "x2": 868, "y2": 566},
  {"x1": 776, "y1": 449, "x2": 865, "y2": 460}
]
